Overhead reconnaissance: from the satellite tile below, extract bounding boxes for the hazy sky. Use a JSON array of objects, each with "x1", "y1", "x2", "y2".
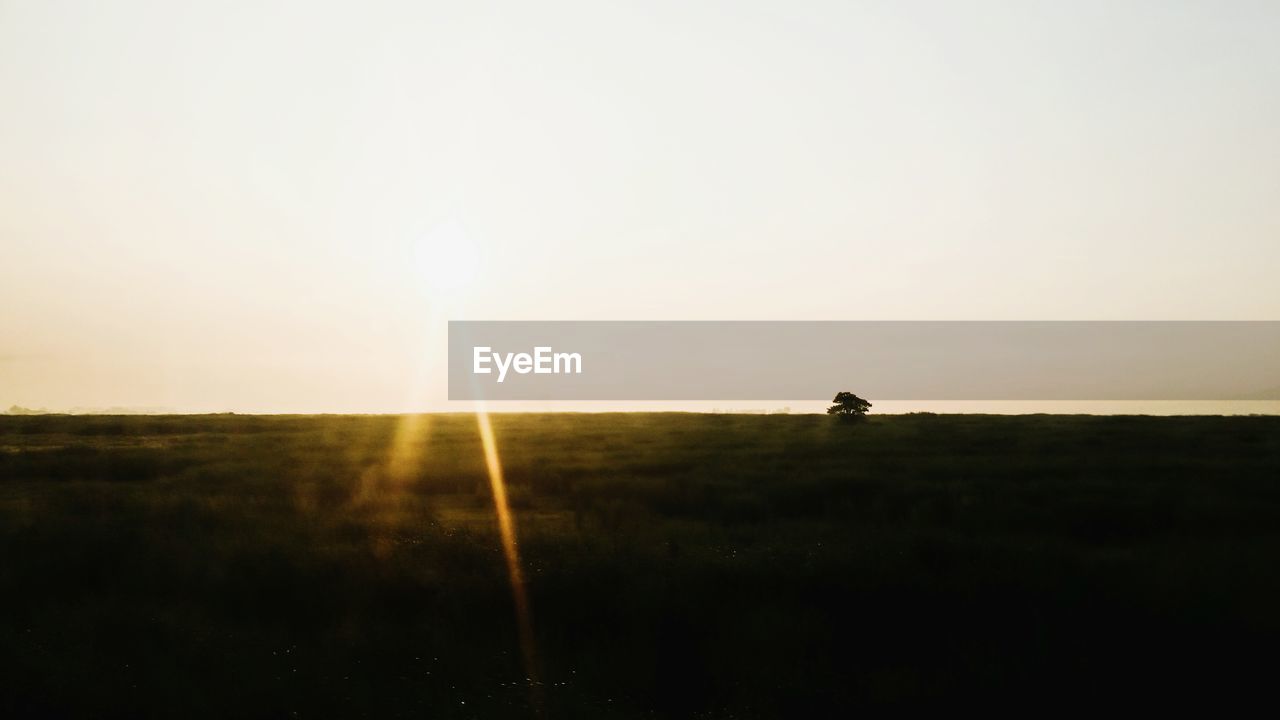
[{"x1": 2, "y1": 1, "x2": 1278, "y2": 412}]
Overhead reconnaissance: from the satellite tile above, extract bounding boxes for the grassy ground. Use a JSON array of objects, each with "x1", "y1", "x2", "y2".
[{"x1": 1, "y1": 413, "x2": 1278, "y2": 717}]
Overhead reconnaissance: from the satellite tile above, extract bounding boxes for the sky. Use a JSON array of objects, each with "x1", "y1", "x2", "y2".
[{"x1": 1, "y1": 0, "x2": 1278, "y2": 412}]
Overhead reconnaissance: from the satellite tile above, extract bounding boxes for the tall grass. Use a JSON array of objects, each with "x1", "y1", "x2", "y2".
[{"x1": 2, "y1": 413, "x2": 1278, "y2": 716}]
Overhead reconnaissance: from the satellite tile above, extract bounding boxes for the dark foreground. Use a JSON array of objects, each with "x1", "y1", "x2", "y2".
[{"x1": 2, "y1": 413, "x2": 1278, "y2": 717}]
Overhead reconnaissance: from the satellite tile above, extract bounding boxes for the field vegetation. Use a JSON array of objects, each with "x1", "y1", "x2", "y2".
[{"x1": 2, "y1": 413, "x2": 1278, "y2": 716}]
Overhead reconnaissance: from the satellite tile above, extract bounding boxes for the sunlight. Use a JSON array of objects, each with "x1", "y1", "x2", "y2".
[
  {"x1": 386, "y1": 412, "x2": 430, "y2": 484},
  {"x1": 415, "y1": 219, "x2": 479, "y2": 296},
  {"x1": 476, "y1": 408, "x2": 541, "y2": 709}
]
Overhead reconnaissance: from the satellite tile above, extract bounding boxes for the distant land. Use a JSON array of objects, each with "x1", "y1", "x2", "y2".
[
  {"x1": 5, "y1": 405, "x2": 177, "y2": 416},
  {"x1": 5, "y1": 402, "x2": 1279, "y2": 416}
]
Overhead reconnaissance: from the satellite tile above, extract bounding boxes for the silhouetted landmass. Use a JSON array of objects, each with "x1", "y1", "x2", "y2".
[
  {"x1": 1, "y1": 413, "x2": 1278, "y2": 716},
  {"x1": 4, "y1": 405, "x2": 176, "y2": 415}
]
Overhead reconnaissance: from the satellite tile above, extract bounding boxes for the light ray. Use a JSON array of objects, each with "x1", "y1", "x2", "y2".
[
  {"x1": 386, "y1": 413, "x2": 430, "y2": 484},
  {"x1": 476, "y1": 409, "x2": 541, "y2": 711}
]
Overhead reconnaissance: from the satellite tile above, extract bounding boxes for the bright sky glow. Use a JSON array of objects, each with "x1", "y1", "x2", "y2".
[{"x1": 2, "y1": 1, "x2": 1278, "y2": 411}]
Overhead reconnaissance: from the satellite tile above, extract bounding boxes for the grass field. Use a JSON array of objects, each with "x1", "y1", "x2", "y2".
[{"x1": 2, "y1": 413, "x2": 1278, "y2": 717}]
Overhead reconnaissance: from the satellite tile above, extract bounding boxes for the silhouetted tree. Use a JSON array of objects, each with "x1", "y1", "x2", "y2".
[{"x1": 827, "y1": 392, "x2": 871, "y2": 420}]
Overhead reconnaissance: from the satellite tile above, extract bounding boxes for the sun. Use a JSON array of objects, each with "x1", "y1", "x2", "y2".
[{"x1": 414, "y1": 219, "x2": 480, "y2": 295}]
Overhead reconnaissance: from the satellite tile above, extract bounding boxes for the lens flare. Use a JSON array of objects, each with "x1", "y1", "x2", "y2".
[
  {"x1": 476, "y1": 410, "x2": 541, "y2": 709},
  {"x1": 386, "y1": 413, "x2": 430, "y2": 484}
]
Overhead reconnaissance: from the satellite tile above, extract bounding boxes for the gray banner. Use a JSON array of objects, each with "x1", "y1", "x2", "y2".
[{"x1": 448, "y1": 321, "x2": 1280, "y2": 401}]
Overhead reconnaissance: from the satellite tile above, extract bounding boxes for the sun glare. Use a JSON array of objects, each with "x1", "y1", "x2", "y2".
[
  {"x1": 475, "y1": 409, "x2": 541, "y2": 709},
  {"x1": 415, "y1": 219, "x2": 480, "y2": 295}
]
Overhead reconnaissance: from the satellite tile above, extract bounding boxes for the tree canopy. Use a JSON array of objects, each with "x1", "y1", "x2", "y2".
[{"x1": 827, "y1": 392, "x2": 871, "y2": 418}]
